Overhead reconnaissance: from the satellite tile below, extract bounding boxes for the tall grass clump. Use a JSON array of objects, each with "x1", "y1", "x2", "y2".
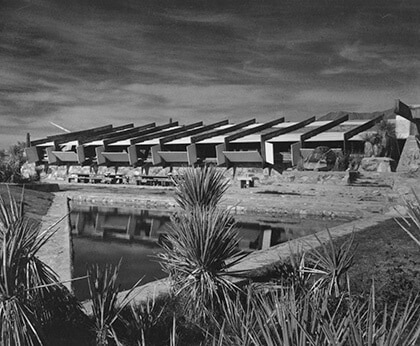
[
  {"x1": 210, "y1": 283, "x2": 420, "y2": 346},
  {"x1": 344, "y1": 286, "x2": 420, "y2": 346},
  {"x1": 0, "y1": 191, "x2": 79, "y2": 345}
]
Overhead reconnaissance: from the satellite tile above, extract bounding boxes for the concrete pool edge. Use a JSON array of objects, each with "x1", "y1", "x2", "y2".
[
  {"x1": 37, "y1": 193, "x2": 73, "y2": 291},
  {"x1": 68, "y1": 190, "x2": 362, "y2": 219}
]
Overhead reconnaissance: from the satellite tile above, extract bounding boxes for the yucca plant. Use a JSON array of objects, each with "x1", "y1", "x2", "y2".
[
  {"x1": 395, "y1": 188, "x2": 420, "y2": 247},
  {"x1": 0, "y1": 190, "x2": 75, "y2": 345},
  {"x1": 172, "y1": 166, "x2": 229, "y2": 211},
  {"x1": 160, "y1": 166, "x2": 247, "y2": 324},
  {"x1": 158, "y1": 206, "x2": 246, "y2": 323},
  {"x1": 87, "y1": 262, "x2": 142, "y2": 346},
  {"x1": 259, "y1": 244, "x2": 312, "y2": 295},
  {"x1": 304, "y1": 229, "x2": 356, "y2": 297}
]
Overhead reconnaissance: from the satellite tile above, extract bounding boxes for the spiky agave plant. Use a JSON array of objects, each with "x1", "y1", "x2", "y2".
[
  {"x1": 0, "y1": 190, "x2": 73, "y2": 345},
  {"x1": 172, "y1": 166, "x2": 229, "y2": 211},
  {"x1": 158, "y1": 206, "x2": 246, "y2": 323}
]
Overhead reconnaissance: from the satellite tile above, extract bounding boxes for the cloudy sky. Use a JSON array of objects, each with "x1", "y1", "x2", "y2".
[{"x1": 1, "y1": 0, "x2": 419, "y2": 148}]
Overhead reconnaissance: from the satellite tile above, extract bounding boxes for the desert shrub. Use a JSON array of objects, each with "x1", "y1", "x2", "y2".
[
  {"x1": 0, "y1": 142, "x2": 28, "y2": 183},
  {"x1": 334, "y1": 151, "x2": 350, "y2": 171},
  {"x1": 306, "y1": 146, "x2": 337, "y2": 170}
]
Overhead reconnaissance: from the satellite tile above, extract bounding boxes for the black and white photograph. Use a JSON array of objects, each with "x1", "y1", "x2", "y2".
[{"x1": 1, "y1": 0, "x2": 420, "y2": 344}]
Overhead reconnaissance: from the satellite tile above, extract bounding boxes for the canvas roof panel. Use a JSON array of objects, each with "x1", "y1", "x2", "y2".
[
  {"x1": 37, "y1": 142, "x2": 55, "y2": 147},
  {"x1": 231, "y1": 134, "x2": 261, "y2": 143},
  {"x1": 196, "y1": 124, "x2": 259, "y2": 144},
  {"x1": 273, "y1": 122, "x2": 298, "y2": 128},
  {"x1": 305, "y1": 132, "x2": 345, "y2": 142},
  {"x1": 197, "y1": 136, "x2": 226, "y2": 144},
  {"x1": 109, "y1": 139, "x2": 131, "y2": 146},
  {"x1": 83, "y1": 140, "x2": 104, "y2": 146},
  {"x1": 166, "y1": 136, "x2": 193, "y2": 145},
  {"x1": 165, "y1": 124, "x2": 234, "y2": 145},
  {"x1": 136, "y1": 138, "x2": 161, "y2": 145},
  {"x1": 268, "y1": 133, "x2": 302, "y2": 142}
]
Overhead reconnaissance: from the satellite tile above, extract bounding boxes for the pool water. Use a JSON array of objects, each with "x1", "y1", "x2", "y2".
[{"x1": 70, "y1": 204, "x2": 348, "y2": 300}]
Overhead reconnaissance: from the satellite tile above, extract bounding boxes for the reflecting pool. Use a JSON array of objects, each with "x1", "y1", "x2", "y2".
[{"x1": 70, "y1": 204, "x2": 348, "y2": 299}]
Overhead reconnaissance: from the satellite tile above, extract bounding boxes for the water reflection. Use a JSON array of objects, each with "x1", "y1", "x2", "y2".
[
  {"x1": 70, "y1": 205, "x2": 337, "y2": 250},
  {"x1": 70, "y1": 204, "x2": 345, "y2": 299},
  {"x1": 70, "y1": 205, "x2": 171, "y2": 247}
]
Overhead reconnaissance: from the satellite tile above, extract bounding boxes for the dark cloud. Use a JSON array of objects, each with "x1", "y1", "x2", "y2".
[{"x1": 0, "y1": 0, "x2": 419, "y2": 146}]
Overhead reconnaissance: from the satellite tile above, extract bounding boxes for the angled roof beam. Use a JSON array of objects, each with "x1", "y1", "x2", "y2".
[
  {"x1": 78, "y1": 123, "x2": 137, "y2": 144},
  {"x1": 225, "y1": 117, "x2": 285, "y2": 143},
  {"x1": 344, "y1": 115, "x2": 384, "y2": 141},
  {"x1": 343, "y1": 115, "x2": 384, "y2": 153},
  {"x1": 301, "y1": 115, "x2": 349, "y2": 143},
  {"x1": 191, "y1": 119, "x2": 256, "y2": 143},
  {"x1": 394, "y1": 99, "x2": 413, "y2": 121},
  {"x1": 31, "y1": 124, "x2": 113, "y2": 146},
  {"x1": 160, "y1": 120, "x2": 229, "y2": 146},
  {"x1": 262, "y1": 117, "x2": 316, "y2": 142},
  {"x1": 130, "y1": 121, "x2": 203, "y2": 145},
  {"x1": 102, "y1": 122, "x2": 168, "y2": 145},
  {"x1": 61, "y1": 127, "x2": 123, "y2": 146},
  {"x1": 222, "y1": 151, "x2": 263, "y2": 164}
]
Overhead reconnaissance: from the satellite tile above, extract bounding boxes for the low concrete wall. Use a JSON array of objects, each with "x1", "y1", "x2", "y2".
[{"x1": 37, "y1": 193, "x2": 73, "y2": 290}]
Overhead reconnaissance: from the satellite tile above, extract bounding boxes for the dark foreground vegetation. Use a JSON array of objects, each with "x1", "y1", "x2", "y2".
[{"x1": 0, "y1": 166, "x2": 420, "y2": 345}]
